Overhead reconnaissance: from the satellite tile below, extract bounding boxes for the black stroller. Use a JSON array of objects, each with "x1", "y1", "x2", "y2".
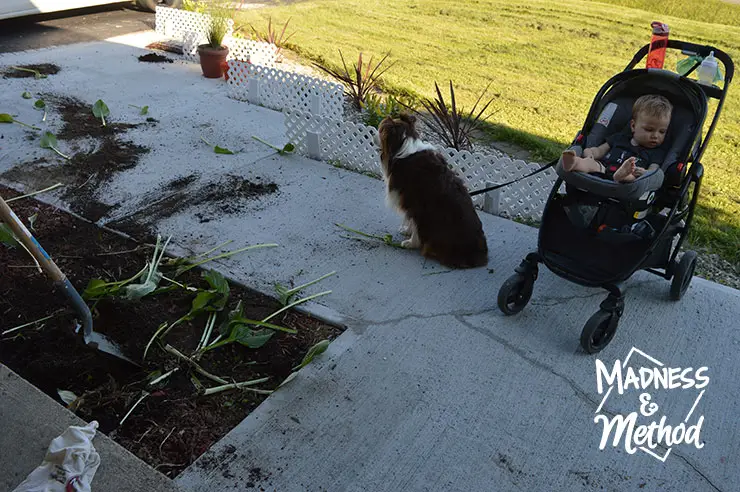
[{"x1": 496, "y1": 40, "x2": 734, "y2": 354}]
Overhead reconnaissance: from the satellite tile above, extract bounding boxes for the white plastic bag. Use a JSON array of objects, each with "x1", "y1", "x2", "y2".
[{"x1": 13, "y1": 421, "x2": 101, "y2": 492}]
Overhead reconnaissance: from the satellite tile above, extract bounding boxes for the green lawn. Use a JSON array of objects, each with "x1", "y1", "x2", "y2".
[{"x1": 237, "y1": 0, "x2": 740, "y2": 265}]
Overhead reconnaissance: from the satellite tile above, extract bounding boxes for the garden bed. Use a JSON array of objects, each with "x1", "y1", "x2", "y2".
[{"x1": 0, "y1": 185, "x2": 343, "y2": 477}]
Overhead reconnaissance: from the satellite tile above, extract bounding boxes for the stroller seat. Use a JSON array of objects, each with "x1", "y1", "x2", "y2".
[{"x1": 555, "y1": 71, "x2": 702, "y2": 210}]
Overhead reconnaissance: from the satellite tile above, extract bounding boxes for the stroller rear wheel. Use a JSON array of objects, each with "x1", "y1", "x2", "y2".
[
  {"x1": 670, "y1": 250, "x2": 697, "y2": 301},
  {"x1": 580, "y1": 309, "x2": 619, "y2": 354},
  {"x1": 497, "y1": 274, "x2": 533, "y2": 315}
]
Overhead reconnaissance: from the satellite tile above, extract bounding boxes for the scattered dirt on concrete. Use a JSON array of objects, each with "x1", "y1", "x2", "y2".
[
  {"x1": 138, "y1": 53, "x2": 174, "y2": 63},
  {"x1": 2, "y1": 63, "x2": 61, "y2": 78},
  {"x1": 107, "y1": 174, "x2": 279, "y2": 239},
  {"x1": 1, "y1": 94, "x2": 149, "y2": 222},
  {"x1": 47, "y1": 95, "x2": 139, "y2": 140}
]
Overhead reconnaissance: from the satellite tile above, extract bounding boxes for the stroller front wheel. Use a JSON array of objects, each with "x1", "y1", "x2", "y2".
[
  {"x1": 497, "y1": 274, "x2": 533, "y2": 315},
  {"x1": 670, "y1": 250, "x2": 698, "y2": 301},
  {"x1": 580, "y1": 309, "x2": 619, "y2": 354}
]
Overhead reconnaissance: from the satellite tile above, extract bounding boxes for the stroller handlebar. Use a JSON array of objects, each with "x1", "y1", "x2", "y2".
[{"x1": 626, "y1": 40, "x2": 734, "y2": 90}]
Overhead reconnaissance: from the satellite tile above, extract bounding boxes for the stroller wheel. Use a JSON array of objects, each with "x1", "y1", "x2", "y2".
[
  {"x1": 670, "y1": 250, "x2": 697, "y2": 301},
  {"x1": 497, "y1": 274, "x2": 533, "y2": 315},
  {"x1": 580, "y1": 310, "x2": 618, "y2": 354}
]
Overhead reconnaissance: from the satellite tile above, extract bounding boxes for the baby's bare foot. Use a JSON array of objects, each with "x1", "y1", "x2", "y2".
[
  {"x1": 561, "y1": 150, "x2": 578, "y2": 172},
  {"x1": 613, "y1": 158, "x2": 637, "y2": 183}
]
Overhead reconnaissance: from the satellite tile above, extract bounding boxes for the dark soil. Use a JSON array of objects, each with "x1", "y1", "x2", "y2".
[
  {"x1": 107, "y1": 174, "x2": 279, "y2": 238},
  {"x1": 0, "y1": 186, "x2": 343, "y2": 478},
  {"x1": 1, "y1": 95, "x2": 149, "y2": 222},
  {"x1": 2, "y1": 63, "x2": 60, "y2": 78},
  {"x1": 138, "y1": 53, "x2": 174, "y2": 63},
  {"x1": 49, "y1": 95, "x2": 139, "y2": 140}
]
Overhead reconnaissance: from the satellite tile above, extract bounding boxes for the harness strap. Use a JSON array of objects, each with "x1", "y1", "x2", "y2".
[{"x1": 468, "y1": 157, "x2": 559, "y2": 196}]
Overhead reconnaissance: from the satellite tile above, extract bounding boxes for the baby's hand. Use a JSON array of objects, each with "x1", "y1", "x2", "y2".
[{"x1": 633, "y1": 166, "x2": 646, "y2": 177}]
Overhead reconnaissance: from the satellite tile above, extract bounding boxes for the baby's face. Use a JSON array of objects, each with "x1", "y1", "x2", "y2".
[{"x1": 631, "y1": 112, "x2": 671, "y2": 148}]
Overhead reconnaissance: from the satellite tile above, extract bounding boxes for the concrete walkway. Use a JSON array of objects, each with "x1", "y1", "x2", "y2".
[{"x1": 0, "y1": 33, "x2": 738, "y2": 491}]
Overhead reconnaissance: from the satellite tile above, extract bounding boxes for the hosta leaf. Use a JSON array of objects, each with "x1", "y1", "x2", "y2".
[
  {"x1": 34, "y1": 99, "x2": 45, "y2": 109},
  {"x1": 214, "y1": 145, "x2": 234, "y2": 155},
  {"x1": 0, "y1": 223, "x2": 19, "y2": 247},
  {"x1": 232, "y1": 325, "x2": 274, "y2": 348},
  {"x1": 40, "y1": 131, "x2": 58, "y2": 149},
  {"x1": 92, "y1": 99, "x2": 110, "y2": 118},
  {"x1": 122, "y1": 273, "x2": 162, "y2": 300},
  {"x1": 203, "y1": 269, "x2": 229, "y2": 294},
  {"x1": 140, "y1": 105, "x2": 149, "y2": 115},
  {"x1": 0, "y1": 113, "x2": 13, "y2": 123},
  {"x1": 295, "y1": 339, "x2": 330, "y2": 370}
]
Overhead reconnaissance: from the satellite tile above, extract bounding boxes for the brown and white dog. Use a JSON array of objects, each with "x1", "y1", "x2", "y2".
[{"x1": 377, "y1": 113, "x2": 488, "y2": 269}]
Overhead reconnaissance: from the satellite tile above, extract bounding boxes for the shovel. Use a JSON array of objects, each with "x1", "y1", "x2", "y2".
[{"x1": 0, "y1": 194, "x2": 139, "y2": 366}]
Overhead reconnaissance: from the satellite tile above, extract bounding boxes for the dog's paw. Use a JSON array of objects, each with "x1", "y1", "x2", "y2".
[
  {"x1": 401, "y1": 239, "x2": 414, "y2": 249},
  {"x1": 399, "y1": 223, "x2": 412, "y2": 236}
]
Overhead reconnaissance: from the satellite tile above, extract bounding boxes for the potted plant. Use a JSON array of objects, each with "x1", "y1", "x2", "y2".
[{"x1": 197, "y1": 1, "x2": 232, "y2": 78}]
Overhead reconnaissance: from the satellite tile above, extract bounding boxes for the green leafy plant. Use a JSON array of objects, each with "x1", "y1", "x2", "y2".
[
  {"x1": 251, "y1": 136, "x2": 294, "y2": 155},
  {"x1": 247, "y1": 16, "x2": 296, "y2": 62},
  {"x1": 34, "y1": 99, "x2": 47, "y2": 122},
  {"x1": 361, "y1": 93, "x2": 403, "y2": 128},
  {"x1": 9, "y1": 66, "x2": 47, "y2": 79},
  {"x1": 40, "y1": 132, "x2": 70, "y2": 160},
  {"x1": 182, "y1": 0, "x2": 207, "y2": 13},
  {"x1": 0, "y1": 223, "x2": 19, "y2": 248},
  {"x1": 121, "y1": 235, "x2": 173, "y2": 300},
  {"x1": 412, "y1": 80, "x2": 497, "y2": 151},
  {"x1": 204, "y1": 0, "x2": 233, "y2": 49},
  {"x1": 144, "y1": 269, "x2": 232, "y2": 359},
  {"x1": 200, "y1": 300, "x2": 296, "y2": 353},
  {"x1": 1, "y1": 113, "x2": 41, "y2": 130},
  {"x1": 21, "y1": 91, "x2": 32, "y2": 99},
  {"x1": 313, "y1": 50, "x2": 396, "y2": 110},
  {"x1": 200, "y1": 135, "x2": 234, "y2": 155},
  {"x1": 129, "y1": 104, "x2": 149, "y2": 115},
  {"x1": 92, "y1": 99, "x2": 110, "y2": 127}
]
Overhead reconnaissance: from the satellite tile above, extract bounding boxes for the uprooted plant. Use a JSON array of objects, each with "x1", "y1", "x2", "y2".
[
  {"x1": 313, "y1": 50, "x2": 396, "y2": 110},
  {"x1": 92, "y1": 99, "x2": 110, "y2": 127},
  {"x1": 409, "y1": 80, "x2": 498, "y2": 151},
  {"x1": 1, "y1": 112, "x2": 41, "y2": 131},
  {"x1": 40, "y1": 132, "x2": 71, "y2": 160}
]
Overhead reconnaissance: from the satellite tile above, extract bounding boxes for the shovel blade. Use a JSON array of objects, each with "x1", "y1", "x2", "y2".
[{"x1": 84, "y1": 331, "x2": 140, "y2": 367}]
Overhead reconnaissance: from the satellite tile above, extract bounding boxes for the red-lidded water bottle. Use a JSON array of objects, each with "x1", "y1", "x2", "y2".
[{"x1": 646, "y1": 21, "x2": 670, "y2": 69}]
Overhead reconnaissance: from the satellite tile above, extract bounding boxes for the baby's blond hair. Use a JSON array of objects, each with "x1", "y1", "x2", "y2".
[{"x1": 633, "y1": 94, "x2": 673, "y2": 121}]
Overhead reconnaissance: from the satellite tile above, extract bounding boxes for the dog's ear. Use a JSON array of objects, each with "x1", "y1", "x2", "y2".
[{"x1": 399, "y1": 112, "x2": 416, "y2": 127}]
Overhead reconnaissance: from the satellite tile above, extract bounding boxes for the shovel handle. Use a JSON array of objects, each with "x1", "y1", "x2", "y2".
[{"x1": 0, "y1": 194, "x2": 66, "y2": 282}]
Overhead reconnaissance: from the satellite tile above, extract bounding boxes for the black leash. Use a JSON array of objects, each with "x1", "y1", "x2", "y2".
[{"x1": 468, "y1": 158, "x2": 559, "y2": 197}]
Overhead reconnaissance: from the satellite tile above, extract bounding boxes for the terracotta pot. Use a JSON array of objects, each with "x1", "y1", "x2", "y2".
[{"x1": 197, "y1": 44, "x2": 229, "y2": 79}]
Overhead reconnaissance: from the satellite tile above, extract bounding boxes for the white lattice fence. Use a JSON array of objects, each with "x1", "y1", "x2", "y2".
[
  {"x1": 155, "y1": 6, "x2": 233, "y2": 42},
  {"x1": 284, "y1": 110, "x2": 557, "y2": 220},
  {"x1": 441, "y1": 149, "x2": 557, "y2": 218},
  {"x1": 227, "y1": 38, "x2": 277, "y2": 67},
  {"x1": 230, "y1": 63, "x2": 343, "y2": 119}
]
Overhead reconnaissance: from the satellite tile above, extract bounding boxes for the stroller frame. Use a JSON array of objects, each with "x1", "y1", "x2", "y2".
[{"x1": 497, "y1": 40, "x2": 735, "y2": 354}]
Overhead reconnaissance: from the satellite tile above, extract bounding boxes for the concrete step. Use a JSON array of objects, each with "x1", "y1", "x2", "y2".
[{"x1": 0, "y1": 364, "x2": 181, "y2": 492}]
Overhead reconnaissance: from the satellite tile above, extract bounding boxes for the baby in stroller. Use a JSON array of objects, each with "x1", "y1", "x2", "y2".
[{"x1": 561, "y1": 95, "x2": 673, "y2": 183}]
